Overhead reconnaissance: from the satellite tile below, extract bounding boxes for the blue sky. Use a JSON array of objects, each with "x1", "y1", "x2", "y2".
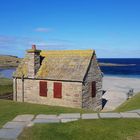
[{"x1": 0, "y1": 0, "x2": 140, "y2": 58}]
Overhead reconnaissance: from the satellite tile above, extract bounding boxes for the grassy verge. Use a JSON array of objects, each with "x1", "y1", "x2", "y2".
[
  {"x1": 115, "y1": 92, "x2": 140, "y2": 112},
  {"x1": 0, "y1": 99, "x2": 93, "y2": 128},
  {"x1": 0, "y1": 92, "x2": 140, "y2": 139},
  {"x1": 0, "y1": 98, "x2": 139, "y2": 140},
  {"x1": 0, "y1": 78, "x2": 12, "y2": 96},
  {"x1": 19, "y1": 92, "x2": 140, "y2": 140},
  {"x1": 19, "y1": 119, "x2": 140, "y2": 140}
]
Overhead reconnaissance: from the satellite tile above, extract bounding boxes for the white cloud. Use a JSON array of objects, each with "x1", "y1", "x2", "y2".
[
  {"x1": 0, "y1": 35, "x2": 75, "y2": 56},
  {"x1": 35, "y1": 27, "x2": 52, "y2": 33}
]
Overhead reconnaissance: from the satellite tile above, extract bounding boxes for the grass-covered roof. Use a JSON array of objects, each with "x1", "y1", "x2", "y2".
[{"x1": 14, "y1": 50, "x2": 95, "y2": 81}]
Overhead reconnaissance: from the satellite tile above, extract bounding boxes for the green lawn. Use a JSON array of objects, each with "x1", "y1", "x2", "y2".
[
  {"x1": 0, "y1": 78, "x2": 12, "y2": 96},
  {"x1": 115, "y1": 92, "x2": 140, "y2": 112},
  {"x1": 19, "y1": 92, "x2": 140, "y2": 140},
  {"x1": 0, "y1": 99, "x2": 92, "y2": 128},
  {"x1": 0, "y1": 92, "x2": 140, "y2": 140},
  {"x1": 19, "y1": 119, "x2": 140, "y2": 140}
]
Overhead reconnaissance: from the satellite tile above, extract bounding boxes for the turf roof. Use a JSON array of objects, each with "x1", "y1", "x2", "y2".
[{"x1": 14, "y1": 50, "x2": 95, "y2": 82}]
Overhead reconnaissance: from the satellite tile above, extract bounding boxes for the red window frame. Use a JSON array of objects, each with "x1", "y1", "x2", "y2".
[
  {"x1": 54, "y1": 82, "x2": 62, "y2": 98},
  {"x1": 39, "y1": 81, "x2": 47, "y2": 97}
]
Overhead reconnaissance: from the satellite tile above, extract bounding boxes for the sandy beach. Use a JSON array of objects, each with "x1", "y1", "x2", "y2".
[{"x1": 102, "y1": 76, "x2": 140, "y2": 111}]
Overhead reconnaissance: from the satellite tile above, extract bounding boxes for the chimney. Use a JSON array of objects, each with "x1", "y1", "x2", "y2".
[
  {"x1": 32, "y1": 44, "x2": 36, "y2": 50},
  {"x1": 26, "y1": 45, "x2": 41, "y2": 78}
]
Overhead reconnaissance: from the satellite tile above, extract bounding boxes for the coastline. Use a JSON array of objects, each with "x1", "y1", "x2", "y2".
[
  {"x1": 103, "y1": 74, "x2": 140, "y2": 79},
  {"x1": 99, "y1": 63, "x2": 136, "y2": 67}
]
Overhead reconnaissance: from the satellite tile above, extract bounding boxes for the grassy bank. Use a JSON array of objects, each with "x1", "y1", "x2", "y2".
[
  {"x1": 115, "y1": 92, "x2": 140, "y2": 112},
  {"x1": 0, "y1": 92, "x2": 140, "y2": 139},
  {"x1": 0, "y1": 99, "x2": 93, "y2": 128},
  {"x1": 0, "y1": 78, "x2": 12, "y2": 96},
  {"x1": 0, "y1": 97, "x2": 139, "y2": 140},
  {"x1": 19, "y1": 119, "x2": 140, "y2": 140},
  {"x1": 19, "y1": 92, "x2": 140, "y2": 140}
]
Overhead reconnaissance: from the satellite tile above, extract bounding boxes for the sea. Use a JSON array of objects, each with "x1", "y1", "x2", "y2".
[
  {"x1": 0, "y1": 68, "x2": 16, "y2": 78},
  {"x1": 98, "y1": 58, "x2": 140, "y2": 78},
  {"x1": 0, "y1": 58, "x2": 140, "y2": 79}
]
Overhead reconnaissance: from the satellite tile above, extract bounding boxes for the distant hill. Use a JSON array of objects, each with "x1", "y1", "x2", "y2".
[
  {"x1": 0, "y1": 55, "x2": 130, "y2": 69},
  {"x1": 0, "y1": 55, "x2": 22, "y2": 68},
  {"x1": 99, "y1": 63, "x2": 133, "y2": 66}
]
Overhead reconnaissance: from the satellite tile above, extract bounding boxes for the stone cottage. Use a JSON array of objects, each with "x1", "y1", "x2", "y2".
[{"x1": 13, "y1": 45, "x2": 103, "y2": 110}]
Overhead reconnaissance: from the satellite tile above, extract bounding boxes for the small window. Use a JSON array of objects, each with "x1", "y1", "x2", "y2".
[
  {"x1": 54, "y1": 82, "x2": 62, "y2": 98},
  {"x1": 91, "y1": 81, "x2": 96, "y2": 97},
  {"x1": 39, "y1": 81, "x2": 47, "y2": 97}
]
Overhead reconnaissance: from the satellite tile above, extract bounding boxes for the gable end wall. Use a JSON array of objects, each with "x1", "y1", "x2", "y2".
[{"x1": 82, "y1": 54, "x2": 102, "y2": 111}]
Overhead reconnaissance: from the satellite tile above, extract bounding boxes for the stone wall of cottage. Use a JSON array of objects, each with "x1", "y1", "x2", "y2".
[
  {"x1": 13, "y1": 79, "x2": 82, "y2": 108},
  {"x1": 13, "y1": 78, "x2": 16, "y2": 101},
  {"x1": 82, "y1": 54, "x2": 103, "y2": 111}
]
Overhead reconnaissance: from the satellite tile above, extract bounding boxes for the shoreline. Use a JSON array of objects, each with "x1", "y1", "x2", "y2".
[
  {"x1": 99, "y1": 63, "x2": 136, "y2": 67},
  {"x1": 104, "y1": 74, "x2": 140, "y2": 79},
  {"x1": 0, "y1": 67, "x2": 17, "y2": 70}
]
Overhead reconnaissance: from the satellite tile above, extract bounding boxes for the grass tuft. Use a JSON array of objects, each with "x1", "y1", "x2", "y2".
[
  {"x1": 19, "y1": 119, "x2": 140, "y2": 140},
  {"x1": 0, "y1": 78, "x2": 12, "y2": 96},
  {"x1": 0, "y1": 99, "x2": 93, "y2": 128},
  {"x1": 115, "y1": 92, "x2": 140, "y2": 112}
]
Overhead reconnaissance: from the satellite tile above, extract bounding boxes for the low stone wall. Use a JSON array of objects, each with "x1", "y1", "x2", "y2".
[{"x1": 14, "y1": 79, "x2": 82, "y2": 108}]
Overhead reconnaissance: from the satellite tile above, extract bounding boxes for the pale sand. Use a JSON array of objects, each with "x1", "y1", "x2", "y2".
[{"x1": 102, "y1": 76, "x2": 140, "y2": 111}]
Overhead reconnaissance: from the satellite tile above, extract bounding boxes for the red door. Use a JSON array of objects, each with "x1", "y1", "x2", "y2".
[
  {"x1": 92, "y1": 81, "x2": 96, "y2": 97},
  {"x1": 39, "y1": 81, "x2": 47, "y2": 97},
  {"x1": 54, "y1": 82, "x2": 62, "y2": 98}
]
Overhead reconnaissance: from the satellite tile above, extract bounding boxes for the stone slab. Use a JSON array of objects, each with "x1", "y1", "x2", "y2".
[
  {"x1": 61, "y1": 119, "x2": 78, "y2": 123},
  {"x1": 36, "y1": 114, "x2": 58, "y2": 119},
  {"x1": 59, "y1": 113, "x2": 80, "y2": 119},
  {"x1": 127, "y1": 109, "x2": 140, "y2": 115},
  {"x1": 3, "y1": 121, "x2": 28, "y2": 129},
  {"x1": 0, "y1": 128, "x2": 23, "y2": 140},
  {"x1": 99, "y1": 113, "x2": 122, "y2": 118},
  {"x1": 81, "y1": 113, "x2": 99, "y2": 119},
  {"x1": 120, "y1": 113, "x2": 140, "y2": 118},
  {"x1": 33, "y1": 118, "x2": 60, "y2": 123},
  {"x1": 12, "y1": 114, "x2": 34, "y2": 122}
]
